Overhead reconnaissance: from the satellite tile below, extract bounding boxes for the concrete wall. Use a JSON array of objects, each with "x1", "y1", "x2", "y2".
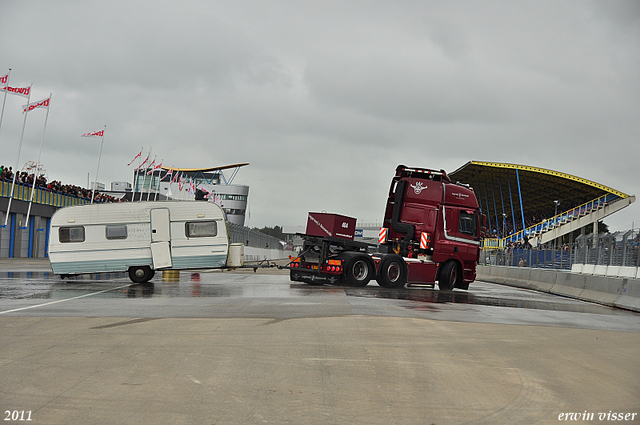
[{"x1": 477, "y1": 265, "x2": 640, "y2": 313}]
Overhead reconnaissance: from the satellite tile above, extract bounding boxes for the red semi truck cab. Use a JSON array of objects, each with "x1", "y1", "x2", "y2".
[
  {"x1": 288, "y1": 165, "x2": 484, "y2": 290},
  {"x1": 379, "y1": 165, "x2": 483, "y2": 289}
]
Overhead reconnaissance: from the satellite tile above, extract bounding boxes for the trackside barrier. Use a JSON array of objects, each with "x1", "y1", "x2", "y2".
[{"x1": 477, "y1": 265, "x2": 640, "y2": 313}]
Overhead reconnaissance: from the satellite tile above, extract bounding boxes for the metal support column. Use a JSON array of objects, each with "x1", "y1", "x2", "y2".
[{"x1": 516, "y1": 169, "x2": 526, "y2": 234}]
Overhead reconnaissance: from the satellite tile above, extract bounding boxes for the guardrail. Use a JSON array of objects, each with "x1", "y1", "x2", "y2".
[{"x1": 1, "y1": 180, "x2": 92, "y2": 207}]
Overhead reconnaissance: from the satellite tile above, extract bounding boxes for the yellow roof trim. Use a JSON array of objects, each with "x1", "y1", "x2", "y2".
[{"x1": 469, "y1": 161, "x2": 629, "y2": 198}]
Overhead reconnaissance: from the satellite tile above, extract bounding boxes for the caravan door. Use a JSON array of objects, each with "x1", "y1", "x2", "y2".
[{"x1": 150, "y1": 208, "x2": 172, "y2": 269}]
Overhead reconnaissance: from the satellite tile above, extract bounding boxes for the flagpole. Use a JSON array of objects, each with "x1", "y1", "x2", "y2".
[
  {"x1": 91, "y1": 125, "x2": 106, "y2": 204},
  {"x1": 154, "y1": 160, "x2": 163, "y2": 201},
  {"x1": 0, "y1": 68, "x2": 11, "y2": 137},
  {"x1": 130, "y1": 146, "x2": 143, "y2": 201},
  {"x1": 146, "y1": 155, "x2": 156, "y2": 201},
  {"x1": 3, "y1": 84, "x2": 32, "y2": 228},
  {"x1": 25, "y1": 93, "x2": 52, "y2": 227},
  {"x1": 140, "y1": 147, "x2": 151, "y2": 201}
]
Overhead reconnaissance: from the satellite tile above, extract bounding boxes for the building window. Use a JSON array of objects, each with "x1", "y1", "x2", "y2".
[
  {"x1": 59, "y1": 226, "x2": 85, "y2": 243},
  {"x1": 106, "y1": 225, "x2": 127, "y2": 240},
  {"x1": 185, "y1": 221, "x2": 218, "y2": 238}
]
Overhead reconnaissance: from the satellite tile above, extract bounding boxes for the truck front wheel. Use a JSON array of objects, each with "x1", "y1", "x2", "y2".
[
  {"x1": 344, "y1": 255, "x2": 374, "y2": 287},
  {"x1": 128, "y1": 266, "x2": 155, "y2": 284},
  {"x1": 376, "y1": 255, "x2": 407, "y2": 288},
  {"x1": 439, "y1": 261, "x2": 459, "y2": 291}
]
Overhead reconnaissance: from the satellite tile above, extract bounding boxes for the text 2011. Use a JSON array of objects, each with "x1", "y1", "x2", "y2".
[{"x1": 4, "y1": 411, "x2": 32, "y2": 421}]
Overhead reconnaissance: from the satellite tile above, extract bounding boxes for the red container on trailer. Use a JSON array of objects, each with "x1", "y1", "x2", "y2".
[{"x1": 306, "y1": 212, "x2": 357, "y2": 240}]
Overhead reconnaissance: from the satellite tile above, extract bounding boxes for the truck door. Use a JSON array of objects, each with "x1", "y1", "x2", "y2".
[{"x1": 150, "y1": 208, "x2": 172, "y2": 269}]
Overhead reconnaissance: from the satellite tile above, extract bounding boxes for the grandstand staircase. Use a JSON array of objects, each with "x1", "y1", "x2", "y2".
[{"x1": 507, "y1": 194, "x2": 635, "y2": 246}]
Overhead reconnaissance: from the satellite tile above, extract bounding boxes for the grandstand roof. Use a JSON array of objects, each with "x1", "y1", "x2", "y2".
[
  {"x1": 160, "y1": 163, "x2": 249, "y2": 172},
  {"x1": 449, "y1": 161, "x2": 630, "y2": 222}
]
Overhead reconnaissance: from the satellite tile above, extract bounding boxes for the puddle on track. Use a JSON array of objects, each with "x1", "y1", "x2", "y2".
[{"x1": 0, "y1": 271, "x2": 635, "y2": 316}]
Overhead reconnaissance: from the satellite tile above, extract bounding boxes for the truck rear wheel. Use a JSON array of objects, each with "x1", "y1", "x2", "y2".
[
  {"x1": 344, "y1": 255, "x2": 374, "y2": 287},
  {"x1": 128, "y1": 266, "x2": 155, "y2": 284},
  {"x1": 376, "y1": 255, "x2": 407, "y2": 288},
  {"x1": 438, "y1": 261, "x2": 459, "y2": 291}
]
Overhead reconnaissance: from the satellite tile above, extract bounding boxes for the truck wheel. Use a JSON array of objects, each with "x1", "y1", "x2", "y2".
[
  {"x1": 439, "y1": 261, "x2": 459, "y2": 291},
  {"x1": 344, "y1": 255, "x2": 374, "y2": 287},
  {"x1": 376, "y1": 255, "x2": 407, "y2": 288},
  {"x1": 128, "y1": 266, "x2": 155, "y2": 284}
]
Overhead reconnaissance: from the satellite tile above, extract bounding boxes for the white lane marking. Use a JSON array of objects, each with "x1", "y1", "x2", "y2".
[{"x1": 0, "y1": 284, "x2": 133, "y2": 315}]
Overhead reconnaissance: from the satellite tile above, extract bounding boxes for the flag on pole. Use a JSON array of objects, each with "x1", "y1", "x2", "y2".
[
  {"x1": 127, "y1": 150, "x2": 142, "y2": 166},
  {"x1": 170, "y1": 170, "x2": 180, "y2": 184},
  {"x1": 0, "y1": 73, "x2": 8, "y2": 87},
  {"x1": 81, "y1": 129, "x2": 104, "y2": 138},
  {"x1": 137, "y1": 153, "x2": 150, "y2": 169},
  {"x1": 22, "y1": 96, "x2": 51, "y2": 113},
  {"x1": 147, "y1": 161, "x2": 162, "y2": 175},
  {"x1": 162, "y1": 167, "x2": 173, "y2": 181},
  {"x1": 145, "y1": 158, "x2": 156, "y2": 174},
  {"x1": 1, "y1": 85, "x2": 31, "y2": 97}
]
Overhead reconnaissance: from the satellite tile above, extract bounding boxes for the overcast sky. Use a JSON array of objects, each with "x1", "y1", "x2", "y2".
[{"x1": 1, "y1": 1, "x2": 638, "y2": 231}]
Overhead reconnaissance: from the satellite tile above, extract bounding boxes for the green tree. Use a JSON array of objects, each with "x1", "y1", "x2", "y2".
[{"x1": 254, "y1": 225, "x2": 284, "y2": 239}]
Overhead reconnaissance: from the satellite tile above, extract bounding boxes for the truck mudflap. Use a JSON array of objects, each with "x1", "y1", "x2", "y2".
[{"x1": 290, "y1": 269, "x2": 343, "y2": 285}]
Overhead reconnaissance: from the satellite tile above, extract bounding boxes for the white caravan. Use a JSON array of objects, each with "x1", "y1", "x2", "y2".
[{"x1": 48, "y1": 201, "x2": 243, "y2": 283}]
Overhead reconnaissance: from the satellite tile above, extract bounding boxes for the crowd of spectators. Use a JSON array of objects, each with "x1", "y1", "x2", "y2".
[{"x1": 0, "y1": 164, "x2": 120, "y2": 203}]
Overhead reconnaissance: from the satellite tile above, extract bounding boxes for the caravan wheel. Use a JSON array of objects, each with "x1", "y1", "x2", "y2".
[{"x1": 128, "y1": 266, "x2": 155, "y2": 283}]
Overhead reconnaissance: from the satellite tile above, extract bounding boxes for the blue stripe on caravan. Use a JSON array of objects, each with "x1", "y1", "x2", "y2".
[
  {"x1": 51, "y1": 254, "x2": 228, "y2": 274},
  {"x1": 51, "y1": 258, "x2": 153, "y2": 275}
]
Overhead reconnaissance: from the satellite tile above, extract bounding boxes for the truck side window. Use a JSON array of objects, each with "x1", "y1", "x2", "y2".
[
  {"x1": 459, "y1": 211, "x2": 477, "y2": 237},
  {"x1": 106, "y1": 225, "x2": 127, "y2": 240},
  {"x1": 186, "y1": 221, "x2": 218, "y2": 238},
  {"x1": 59, "y1": 226, "x2": 85, "y2": 243}
]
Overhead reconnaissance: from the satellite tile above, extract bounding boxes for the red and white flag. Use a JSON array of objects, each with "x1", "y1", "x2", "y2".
[
  {"x1": 161, "y1": 167, "x2": 173, "y2": 181},
  {"x1": 147, "y1": 161, "x2": 162, "y2": 175},
  {"x1": 146, "y1": 158, "x2": 156, "y2": 170},
  {"x1": 127, "y1": 150, "x2": 142, "y2": 166},
  {"x1": 0, "y1": 73, "x2": 8, "y2": 87},
  {"x1": 1, "y1": 85, "x2": 31, "y2": 98},
  {"x1": 22, "y1": 96, "x2": 51, "y2": 113},
  {"x1": 81, "y1": 129, "x2": 104, "y2": 138},
  {"x1": 137, "y1": 153, "x2": 150, "y2": 169}
]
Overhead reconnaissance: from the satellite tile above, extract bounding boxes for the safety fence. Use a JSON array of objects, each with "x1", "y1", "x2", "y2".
[
  {"x1": 228, "y1": 223, "x2": 287, "y2": 251},
  {"x1": 482, "y1": 229, "x2": 640, "y2": 280}
]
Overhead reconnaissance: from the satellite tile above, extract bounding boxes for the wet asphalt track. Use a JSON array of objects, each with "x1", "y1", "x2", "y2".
[{"x1": 0, "y1": 260, "x2": 638, "y2": 424}]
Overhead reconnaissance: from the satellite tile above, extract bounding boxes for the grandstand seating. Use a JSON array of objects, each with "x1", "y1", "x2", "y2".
[{"x1": 0, "y1": 179, "x2": 91, "y2": 208}]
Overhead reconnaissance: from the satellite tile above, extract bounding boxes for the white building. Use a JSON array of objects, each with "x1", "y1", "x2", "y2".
[{"x1": 133, "y1": 163, "x2": 250, "y2": 226}]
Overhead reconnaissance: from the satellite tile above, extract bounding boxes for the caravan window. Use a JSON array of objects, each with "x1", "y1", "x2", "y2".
[
  {"x1": 106, "y1": 225, "x2": 127, "y2": 240},
  {"x1": 59, "y1": 226, "x2": 85, "y2": 243},
  {"x1": 186, "y1": 221, "x2": 218, "y2": 238}
]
